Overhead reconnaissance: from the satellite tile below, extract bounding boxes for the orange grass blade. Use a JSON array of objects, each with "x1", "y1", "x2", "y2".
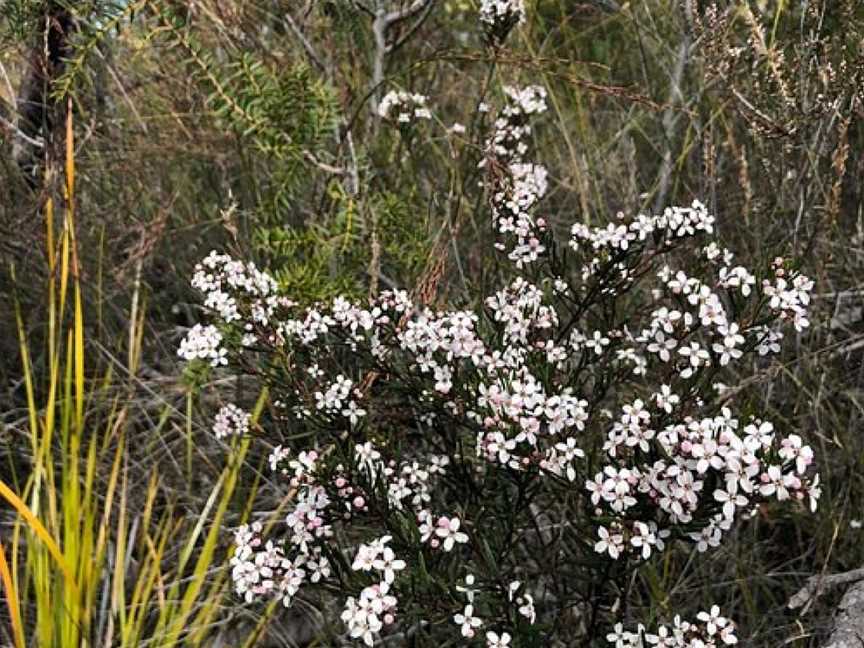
[{"x1": 0, "y1": 542, "x2": 25, "y2": 648}]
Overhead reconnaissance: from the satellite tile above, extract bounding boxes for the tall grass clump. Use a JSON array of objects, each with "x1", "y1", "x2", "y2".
[{"x1": 0, "y1": 107, "x2": 270, "y2": 648}]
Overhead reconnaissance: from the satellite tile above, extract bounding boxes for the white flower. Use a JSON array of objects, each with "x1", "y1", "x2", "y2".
[
  {"x1": 697, "y1": 605, "x2": 729, "y2": 635},
  {"x1": 456, "y1": 574, "x2": 479, "y2": 602},
  {"x1": 713, "y1": 483, "x2": 748, "y2": 519},
  {"x1": 434, "y1": 516, "x2": 469, "y2": 551},
  {"x1": 371, "y1": 547, "x2": 406, "y2": 584},
  {"x1": 479, "y1": 0, "x2": 526, "y2": 26},
  {"x1": 352, "y1": 544, "x2": 378, "y2": 572},
  {"x1": 518, "y1": 593, "x2": 536, "y2": 624},
  {"x1": 453, "y1": 604, "x2": 482, "y2": 638},
  {"x1": 508, "y1": 580, "x2": 521, "y2": 601},
  {"x1": 712, "y1": 323, "x2": 745, "y2": 366},
  {"x1": 341, "y1": 597, "x2": 381, "y2": 647},
  {"x1": 342, "y1": 400, "x2": 367, "y2": 425},
  {"x1": 653, "y1": 385, "x2": 679, "y2": 413},
  {"x1": 595, "y1": 526, "x2": 624, "y2": 559},
  {"x1": 355, "y1": 441, "x2": 382, "y2": 481},
  {"x1": 487, "y1": 630, "x2": 512, "y2": 647},
  {"x1": 586, "y1": 330, "x2": 611, "y2": 355}
]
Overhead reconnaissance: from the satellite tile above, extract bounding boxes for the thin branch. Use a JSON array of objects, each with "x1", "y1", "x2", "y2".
[
  {"x1": 352, "y1": 1, "x2": 375, "y2": 18},
  {"x1": 370, "y1": 0, "x2": 435, "y2": 115},
  {"x1": 387, "y1": 0, "x2": 436, "y2": 54},
  {"x1": 0, "y1": 114, "x2": 45, "y2": 148},
  {"x1": 0, "y1": 61, "x2": 15, "y2": 104},
  {"x1": 652, "y1": 13, "x2": 691, "y2": 213},
  {"x1": 302, "y1": 149, "x2": 346, "y2": 176},
  {"x1": 788, "y1": 567, "x2": 864, "y2": 612},
  {"x1": 283, "y1": 12, "x2": 326, "y2": 72},
  {"x1": 382, "y1": 0, "x2": 432, "y2": 26}
]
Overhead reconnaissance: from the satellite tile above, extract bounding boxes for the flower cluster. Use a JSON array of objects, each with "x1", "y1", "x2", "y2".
[
  {"x1": 228, "y1": 442, "x2": 338, "y2": 609},
  {"x1": 378, "y1": 90, "x2": 432, "y2": 123},
  {"x1": 226, "y1": 430, "x2": 466, "y2": 646},
  {"x1": 341, "y1": 581, "x2": 399, "y2": 646},
  {"x1": 191, "y1": 250, "x2": 280, "y2": 324},
  {"x1": 180, "y1": 250, "x2": 288, "y2": 359},
  {"x1": 446, "y1": 576, "x2": 534, "y2": 642},
  {"x1": 607, "y1": 606, "x2": 739, "y2": 646},
  {"x1": 340, "y1": 536, "x2": 407, "y2": 645},
  {"x1": 589, "y1": 409, "x2": 819, "y2": 561},
  {"x1": 177, "y1": 323, "x2": 226, "y2": 366},
  {"x1": 212, "y1": 403, "x2": 250, "y2": 440},
  {"x1": 479, "y1": 0, "x2": 526, "y2": 45},
  {"x1": 482, "y1": 85, "x2": 549, "y2": 266},
  {"x1": 229, "y1": 520, "x2": 331, "y2": 607},
  {"x1": 190, "y1": 201, "x2": 815, "y2": 642}
]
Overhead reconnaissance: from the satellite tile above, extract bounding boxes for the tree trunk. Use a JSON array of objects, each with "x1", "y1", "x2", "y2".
[{"x1": 14, "y1": 1, "x2": 76, "y2": 186}]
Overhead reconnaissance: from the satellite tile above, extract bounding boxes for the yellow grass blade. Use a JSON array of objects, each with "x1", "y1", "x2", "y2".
[
  {"x1": 0, "y1": 479, "x2": 78, "y2": 596},
  {"x1": 0, "y1": 542, "x2": 25, "y2": 648},
  {"x1": 240, "y1": 598, "x2": 279, "y2": 648},
  {"x1": 65, "y1": 97, "x2": 75, "y2": 198}
]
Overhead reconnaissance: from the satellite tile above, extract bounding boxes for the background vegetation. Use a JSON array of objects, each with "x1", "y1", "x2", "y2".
[{"x1": 0, "y1": 0, "x2": 862, "y2": 646}]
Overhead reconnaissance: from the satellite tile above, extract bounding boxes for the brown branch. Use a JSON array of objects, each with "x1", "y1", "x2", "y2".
[{"x1": 788, "y1": 568, "x2": 864, "y2": 612}]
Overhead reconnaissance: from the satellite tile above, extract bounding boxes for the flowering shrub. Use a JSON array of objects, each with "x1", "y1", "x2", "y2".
[
  {"x1": 178, "y1": 8, "x2": 820, "y2": 648},
  {"x1": 181, "y1": 202, "x2": 818, "y2": 644}
]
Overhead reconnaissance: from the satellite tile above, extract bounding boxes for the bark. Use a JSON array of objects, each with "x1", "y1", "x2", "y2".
[
  {"x1": 789, "y1": 568, "x2": 864, "y2": 647},
  {"x1": 823, "y1": 579, "x2": 864, "y2": 648}
]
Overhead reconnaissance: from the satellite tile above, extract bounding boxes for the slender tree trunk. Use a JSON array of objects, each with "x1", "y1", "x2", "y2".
[{"x1": 14, "y1": 1, "x2": 76, "y2": 186}]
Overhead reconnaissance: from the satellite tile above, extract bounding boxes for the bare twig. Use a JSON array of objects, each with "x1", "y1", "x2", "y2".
[
  {"x1": 0, "y1": 114, "x2": 45, "y2": 148},
  {"x1": 382, "y1": 0, "x2": 433, "y2": 26},
  {"x1": 388, "y1": 1, "x2": 436, "y2": 54},
  {"x1": 653, "y1": 5, "x2": 692, "y2": 213},
  {"x1": 302, "y1": 149, "x2": 346, "y2": 176},
  {"x1": 0, "y1": 60, "x2": 15, "y2": 103},
  {"x1": 283, "y1": 11, "x2": 326, "y2": 71},
  {"x1": 369, "y1": 0, "x2": 435, "y2": 115}
]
